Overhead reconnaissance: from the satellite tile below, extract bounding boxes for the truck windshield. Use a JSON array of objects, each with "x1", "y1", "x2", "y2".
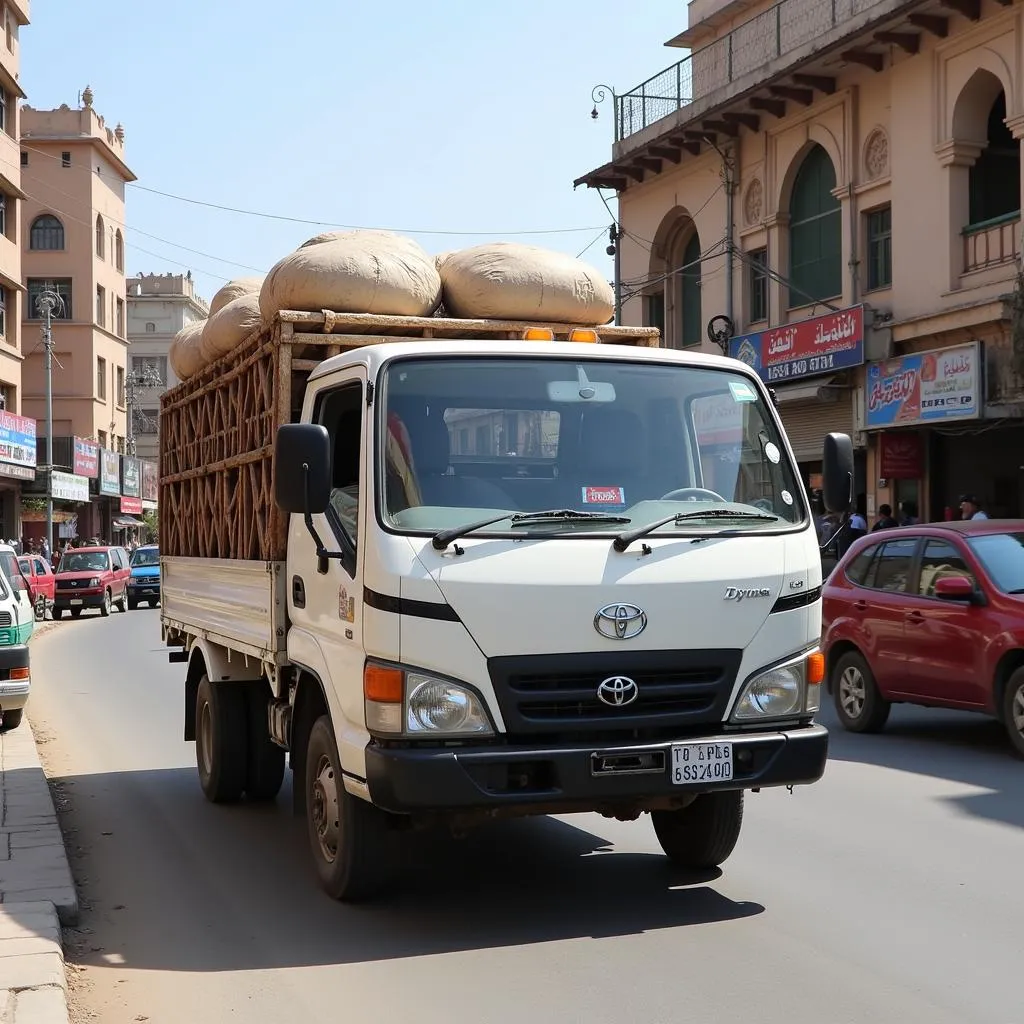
[
  {"x1": 379, "y1": 356, "x2": 806, "y2": 538},
  {"x1": 131, "y1": 547, "x2": 159, "y2": 567}
]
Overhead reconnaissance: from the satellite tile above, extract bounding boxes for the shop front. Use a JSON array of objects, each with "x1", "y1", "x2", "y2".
[
  {"x1": 864, "y1": 340, "x2": 981, "y2": 522},
  {"x1": 0, "y1": 411, "x2": 37, "y2": 544},
  {"x1": 728, "y1": 305, "x2": 866, "y2": 499},
  {"x1": 94, "y1": 449, "x2": 121, "y2": 541}
]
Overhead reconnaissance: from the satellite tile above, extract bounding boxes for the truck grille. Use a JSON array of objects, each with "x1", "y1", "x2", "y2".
[
  {"x1": 0, "y1": 612, "x2": 11, "y2": 627},
  {"x1": 487, "y1": 649, "x2": 742, "y2": 743}
]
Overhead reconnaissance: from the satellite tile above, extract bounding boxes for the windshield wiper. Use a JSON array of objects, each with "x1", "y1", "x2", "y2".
[
  {"x1": 432, "y1": 509, "x2": 631, "y2": 551},
  {"x1": 613, "y1": 508, "x2": 779, "y2": 553}
]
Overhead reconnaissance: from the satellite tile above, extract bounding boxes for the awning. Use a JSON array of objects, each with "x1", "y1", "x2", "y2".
[
  {"x1": 772, "y1": 376, "x2": 843, "y2": 403},
  {"x1": 112, "y1": 516, "x2": 144, "y2": 529}
]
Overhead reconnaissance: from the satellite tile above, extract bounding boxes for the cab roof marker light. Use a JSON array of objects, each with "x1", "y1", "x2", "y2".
[
  {"x1": 567, "y1": 328, "x2": 599, "y2": 343},
  {"x1": 522, "y1": 328, "x2": 555, "y2": 341}
]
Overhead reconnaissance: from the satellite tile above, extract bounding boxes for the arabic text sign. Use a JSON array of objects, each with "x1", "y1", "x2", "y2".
[
  {"x1": 141, "y1": 461, "x2": 158, "y2": 502},
  {"x1": 99, "y1": 449, "x2": 121, "y2": 496},
  {"x1": 729, "y1": 306, "x2": 865, "y2": 383},
  {"x1": 121, "y1": 456, "x2": 141, "y2": 498},
  {"x1": 866, "y1": 342, "x2": 980, "y2": 428},
  {"x1": 0, "y1": 411, "x2": 37, "y2": 470},
  {"x1": 73, "y1": 438, "x2": 99, "y2": 478},
  {"x1": 51, "y1": 471, "x2": 90, "y2": 503}
]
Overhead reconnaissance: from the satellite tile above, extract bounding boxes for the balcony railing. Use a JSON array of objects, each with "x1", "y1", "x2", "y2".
[
  {"x1": 962, "y1": 213, "x2": 1021, "y2": 274},
  {"x1": 615, "y1": 0, "x2": 904, "y2": 141}
]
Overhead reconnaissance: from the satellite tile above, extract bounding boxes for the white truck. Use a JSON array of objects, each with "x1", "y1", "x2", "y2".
[{"x1": 160, "y1": 309, "x2": 852, "y2": 901}]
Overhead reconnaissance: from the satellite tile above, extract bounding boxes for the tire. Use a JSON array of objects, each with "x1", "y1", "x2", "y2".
[
  {"x1": 651, "y1": 790, "x2": 744, "y2": 869},
  {"x1": 116, "y1": 591, "x2": 127, "y2": 613},
  {"x1": 1002, "y1": 667, "x2": 1024, "y2": 758},
  {"x1": 1, "y1": 709, "x2": 23, "y2": 731},
  {"x1": 52, "y1": 608, "x2": 62, "y2": 621},
  {"x1": 195, "y1": 675, "x2": 247, "y2": 803},
  {"x1": 127, "y1": 598, "x2": 139, "y2": 611},
  {"x1": 305, "y1": 714, "x2": 393, "y2": 901},
  {"x1": 99, "y1": 590, "x2": 112, "y2": 617},
  {"x1": 244, "y1": 683, "x2": 285, "y2": 801},
  {"x1": 33, "y1": 595, "x2": 45, "y2": 621},
  {"x1": 148, "y1": 600, "x2": 157, "y2": 608},
  {"x1": 70, "y1": 609, "x2": 81, "y2": 619},
  {"x1": 831, "y1": 650, "x2": 890, "y2": 733}
]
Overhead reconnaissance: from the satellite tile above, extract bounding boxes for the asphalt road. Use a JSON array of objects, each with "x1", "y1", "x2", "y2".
[{"x1": 26, "y1": 608, "x2": 1024, "y2": 1024}]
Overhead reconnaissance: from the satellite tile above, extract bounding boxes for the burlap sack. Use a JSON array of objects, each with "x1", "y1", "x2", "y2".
[
  {"x1": 259, "y1": 230, "x2": 441, "y2": 320},
  {"x1": 200, "y1": 294, "x2": 262, "y2": 362},
  {"x1": 209, "y1": 276, "x2": 264, "y2": 318},
  {"x1": 168, "y1": 320, "x2": 208, "y2": 382},
  {"x1": 438, "y1": 242, "x2": 614, "y2": 324}
]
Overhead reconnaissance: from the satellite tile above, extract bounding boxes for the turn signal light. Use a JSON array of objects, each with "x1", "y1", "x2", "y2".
[
  {"x1": 522, "y1": 328, "x2": 555, "y2": 341},
  {"x1": 9, "y1": 667, "x2": 28, "y2": 681},
  {"x1": 364, "y1": 664, "x2": 402, "y2": 703},
  {"x1": 567, "y1": 328, "x2": 599, "y2": 343},
  {"x1": 806, "y1": 651, "x2": 825, "y2": 687}
]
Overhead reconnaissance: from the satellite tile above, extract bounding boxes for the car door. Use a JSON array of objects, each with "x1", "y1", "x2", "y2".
[
  {"x1": 33, "y1": 558, "x2": 54, "y2": 603},
  {"x1": 900, "y1": 537, "x2": 988, "y2": 706},
  {"x1": 855, "y1": 535, "x2": 920, "y2": 696},
  {"x1": 113, "y1": 548, "x2": 129, "y2": 595}
]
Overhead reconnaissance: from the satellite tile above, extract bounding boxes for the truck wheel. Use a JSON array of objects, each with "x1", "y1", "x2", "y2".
[
  {"x1": 127, "y1": 598, "x2": 138, "y2": 610},
  {"x1": 116, "y1": 591, "x2": 127, "y2": 613},
  {"x1": 33, "y1": 595, "x2": 45, "y2": 621},
  {"x1": 1, "y1": 709, "x2": 23, "y2": 731},
  {"x1": 70, "y1": 609, "x2": 82, "y2": 619},
  {"x1": 1002, "y1": 667, "x2": 1024, "y2": 758},
  {"x1": 52, "y1": 608, "x2": 62, "y2": 621},
  {"x1": 832, "y1": 650, "x2": 890, "y2": 733},
  {"x1": 651, "y1": 790, "x2": 744, "y2": 870},
  {"x1": 99, "y1": 590, "x2": 112, "y2": 617},
  {"x1": 305, "y1": 714, "x2": 392, "y2": 901},
  {"x1": 244, "y1": 683, "x2": 285, "y2": 801},
  {"x1": 195, "y1": 675, "x2": 246, "y2": 803}
]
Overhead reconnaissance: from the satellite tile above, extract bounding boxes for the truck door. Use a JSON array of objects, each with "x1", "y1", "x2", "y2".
[{"x1": 286, "y1": 370, "x2": 369, "y2": 757}]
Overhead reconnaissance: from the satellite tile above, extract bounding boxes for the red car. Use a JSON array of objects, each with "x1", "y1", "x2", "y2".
[
  {"x1": 17, "y1": 555, "x2": 54, "y2": 620},
  {"x1": 53, "y1": 545, "x2": 131, "y2": 619},
  {"x1": 822, "y1": 519, "x2": 1024, "y2": 757}
]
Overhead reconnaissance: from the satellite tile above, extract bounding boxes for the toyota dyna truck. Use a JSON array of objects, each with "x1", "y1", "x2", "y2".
[{"x1": 159, "y1": 308, "x2": 852, "y2": 901}]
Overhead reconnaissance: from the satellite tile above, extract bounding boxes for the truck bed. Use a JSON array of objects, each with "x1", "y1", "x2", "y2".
[{"x1": 160, "y1": 557, "x2": 287, "y2": 662}]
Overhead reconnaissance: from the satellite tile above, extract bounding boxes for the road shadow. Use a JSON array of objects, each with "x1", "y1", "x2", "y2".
[
  {"x1": 820, "y1": 700, "x2": 1024, "y2": 829},
  {"x1": 55, "y1": 765, "x2": 763, "y2": 974}
]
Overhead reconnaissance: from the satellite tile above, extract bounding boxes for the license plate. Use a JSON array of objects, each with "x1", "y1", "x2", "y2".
[
  {"x1": 69, "y1": 598, "x2": 83, "y2": 606},
  {"x1": 671, "y1": 741, "x2": 734, "y2": 785}
]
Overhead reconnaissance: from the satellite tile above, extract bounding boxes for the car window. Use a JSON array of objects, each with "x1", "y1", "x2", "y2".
[
  {"x1": 17, "y1": 559, "x2": 30, "y2": 576},
  {"x1": 845, "y1": 545, "x2": 878, "y2": 585},
  {"x1": 917, "y1": 540, "x2": 975, "y2": 597},
  {"x1": 871, "y1": 538, "x2": 917, "y2": 593},
  {"x1": 61, "y1": 551, "x2": 110, "y2": 572},
  {"x1": 33, "y1": 559, "x2": 46, "y2": 575},
  {"x1": 967, "y1": 531, "x2": 1024, "y2": 593}
]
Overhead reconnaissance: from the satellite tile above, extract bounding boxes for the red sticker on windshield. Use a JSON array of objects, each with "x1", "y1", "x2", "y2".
[{"x1": 582, "y1": 486, "x2": 626, "y2": 505}]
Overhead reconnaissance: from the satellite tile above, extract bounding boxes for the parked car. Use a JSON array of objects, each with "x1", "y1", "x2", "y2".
[
  {"x1": 822, "y1": 519, "x2": 1024, "y2": 756},
  {"x1": 17, "y1": 555, "x2": 55, "y2": 620},
  {"x1": 0, "y1": 546, "x2": 33, "y2": 730},
  {"x1": 0, "y1": 545, "x2": 37, "y2": 627},
  {"x1": 127, "y1": 544, "x2": 160, "y2": 609},
  {"x1": 53, "y1": 545, "x2": 131, "y2": 619}
]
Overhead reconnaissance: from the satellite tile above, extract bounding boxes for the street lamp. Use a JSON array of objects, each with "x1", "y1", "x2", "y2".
[
  {"x1": 591, "y1": 83, "x2": 617, "y2": 122},
  {"x1": 124, "y1": 363, "x2": 163, "y2": 457},
  {"x1": 36, "y1": 285, "x2": 65, "y2": 555}
]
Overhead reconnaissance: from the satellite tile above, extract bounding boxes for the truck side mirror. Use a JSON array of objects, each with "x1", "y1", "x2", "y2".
[
  {"x1": 275, "y1": 424, "x2": 331, "y2": 515},
  {"x1": 821, "y1": 432, "x2": 854, "y2": 514}
]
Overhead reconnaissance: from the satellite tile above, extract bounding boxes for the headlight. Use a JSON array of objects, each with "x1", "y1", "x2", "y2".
[
  {"x1": 363, "y1": 662, "x2": 494, "y2": 737},
  {"x1": 90, "y1": 577, "x2": 101, "y2": 588},
  {"x1": 731, "y1": 650, "x2": 824, "y2": 722}
]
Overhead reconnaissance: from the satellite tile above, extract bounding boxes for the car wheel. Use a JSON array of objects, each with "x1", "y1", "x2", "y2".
[
  {"x1": 1002, "y1": 668, "x2": 1024, "y2": 758},
  {"x1": 52, "y1": 608, "x2": 62, "y2": 621},
  {"x1": 831, "y1": 650, "x2": 890, "y2": 733},
  {"x1": 1, "y1": 709, "x2": 23, "y2": 731},
  {"x1": 99, "y1": 590, "x2": 111, "y2": 617}
]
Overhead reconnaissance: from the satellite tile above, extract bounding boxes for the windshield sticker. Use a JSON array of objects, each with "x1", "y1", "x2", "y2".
[
  {"x1": 729, "y1": 380, "x2": 757, "y2": 403},
  {"x1": 764, "y1": 441, "x2": 781, "y2": 464},
  {"x1": 781, "y1": 490, "x2": 794, "y2": 506},
  {"x1": 582, "y1": 486, "x2": 626, "y2": 506}
]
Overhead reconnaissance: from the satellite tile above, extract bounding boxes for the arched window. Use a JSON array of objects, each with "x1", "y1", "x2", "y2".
[
  {"x1": 115, "y1": 229, "x2": 124, "y2": 272},
  {"x1": 29, "y1": 214, "x2": 64, "y2": 251},
  {"x1": 95, "y1": 215, "x2": 105, "y2": 258},
  {"x1": 969, "y1": 91, "x2": 1020, "y2": 225},
  {"x1": 788, "y1": 145, "x2": 842, "y2": 306},
  {"x1": 679, "y1": 232, "x2": 702, "y2": 347}
]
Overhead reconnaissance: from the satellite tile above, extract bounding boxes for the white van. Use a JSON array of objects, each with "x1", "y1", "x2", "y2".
[{"x1": 0, "y1": 544, "x2": 33, "y2": 730}]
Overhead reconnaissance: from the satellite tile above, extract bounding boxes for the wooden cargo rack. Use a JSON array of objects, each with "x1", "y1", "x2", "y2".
[{"x1": 159, "y1": 310, "x2": 661, "y2": 562}]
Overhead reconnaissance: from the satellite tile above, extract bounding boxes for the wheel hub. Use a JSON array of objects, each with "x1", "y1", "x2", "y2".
[
  {"x1": 1011, "y1": 683, "x2": 1024, "y2": 737},
  {"x1": 839, "y1": 666, "x2": 866, "y2": 718},
  {"x1": 311, "y1": 753, "x2": 340, "y2": 864}
]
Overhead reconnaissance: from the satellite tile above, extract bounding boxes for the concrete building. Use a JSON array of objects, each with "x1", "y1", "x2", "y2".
[
  {"x1": 126, "y1": 272, "x2": 208, "y2": 464},
  {"x1": 577, "y1": 0, "x2": 1024, "y2": 522},
  {"x1": 20, "y1": 87, "x2": 139, "y2": 541},
  {"x1": 0, "y1": 1, "x2": 32, "y2": 539}
]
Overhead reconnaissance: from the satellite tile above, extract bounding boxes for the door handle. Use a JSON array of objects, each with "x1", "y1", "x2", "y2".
[
  {"x1": 907, "y1": 610, "x2": 925, "y2": 625},
  {"x1": 853, "y1": 599, "x2": 868, "y2": 612},
  {"x1": 292, "y1": 576, "x2": 305, "y2": 609}
]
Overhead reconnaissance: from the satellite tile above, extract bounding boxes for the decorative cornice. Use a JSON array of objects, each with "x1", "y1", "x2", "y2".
[{"x1": 935, "y1": 139, "x2": 985, "y2": 168}]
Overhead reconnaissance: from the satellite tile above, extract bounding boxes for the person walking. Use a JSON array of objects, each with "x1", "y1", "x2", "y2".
[
  {"x1": 872, "y1": 504, "x2": 898, "y2": 531},
  {"x1": 959, "y1": 494, "x2": 988, "y2": 520}
]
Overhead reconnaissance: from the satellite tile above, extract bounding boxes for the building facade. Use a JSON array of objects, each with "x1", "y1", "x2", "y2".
[
  {"x1": 126, "y1": 272, "x2": 208, "y2": 464},
  {"x1": 20, "y1": 87, "x2": 143, "y2": 543},
  {"x1": 577, "y1": 0, "x2": 1024, "y2": 522}
]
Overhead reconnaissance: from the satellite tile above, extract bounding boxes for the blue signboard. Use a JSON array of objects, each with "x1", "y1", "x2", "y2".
[{"x1": 0, "y1": 412, "x2": 36, "y2": 470}]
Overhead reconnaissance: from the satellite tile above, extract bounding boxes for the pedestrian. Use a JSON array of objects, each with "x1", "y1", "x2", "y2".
[
  {"x1": 898, "y1": 500, "x2": 919, "y2": 527},
  {"x1": 959, "y1": 494, "x2": 988, "y2": 520},
  {"x1": 872, "y1": 504, "x2": 898, "y2": 531}
]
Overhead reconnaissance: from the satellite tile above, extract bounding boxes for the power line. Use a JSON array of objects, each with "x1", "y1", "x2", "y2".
[{"x1": 575, "y1": 227, "x2": 609, "y2": 259}]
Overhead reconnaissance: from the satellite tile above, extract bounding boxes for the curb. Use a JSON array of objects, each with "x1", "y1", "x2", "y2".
[{"x1": 0, "y1": 621, "x2": 74, "y2": 1022}]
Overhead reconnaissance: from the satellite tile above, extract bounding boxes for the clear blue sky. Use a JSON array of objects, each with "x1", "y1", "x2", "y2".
[{"x1": 21, "y1": 1, "x2": 686, "y2": 304}]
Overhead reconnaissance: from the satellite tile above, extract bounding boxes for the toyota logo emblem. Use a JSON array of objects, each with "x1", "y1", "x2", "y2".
[
  {"x1": 597, "y1": 676, "x2": 639, "y2": 707},
  {"x1": 594, "y1": 603, "x2": 647, "y2": 640}
]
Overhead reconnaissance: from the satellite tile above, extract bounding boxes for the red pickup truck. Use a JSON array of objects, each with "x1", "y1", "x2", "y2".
[{"x1": 53, "y1": 546, "x2": 131, "y2": 618}]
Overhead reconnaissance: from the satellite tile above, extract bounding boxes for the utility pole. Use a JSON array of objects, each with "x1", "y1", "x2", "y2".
[
  {"x1": 35, "y1": 286, "x2": 63, "y2": 555},
  {"x1": 124, "y1": 363, "x2": 163, "y2": 458}
]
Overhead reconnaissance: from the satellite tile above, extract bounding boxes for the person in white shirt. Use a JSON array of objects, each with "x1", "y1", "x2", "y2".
[{"x1": 960, "y1": 494, "x2": 988, "y2": 520}]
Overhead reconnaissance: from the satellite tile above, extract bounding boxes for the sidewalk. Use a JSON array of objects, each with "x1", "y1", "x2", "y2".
[{"x1": 0, "y1": 624, "x2": 76, "y2": 1022}]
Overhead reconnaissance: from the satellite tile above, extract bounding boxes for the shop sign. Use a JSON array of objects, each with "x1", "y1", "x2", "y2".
[
  {"x1": 879, "y1": 432, "x2": 923, "y2": 479},
  {"x1": 866, "y1": 342, "x2": 980, "y2": 428},
  {"x1": 141, "y1": 461, "x2": 158, "y2": 502},
  {"x1": 0, "y1": 463, "x2": 33, "y2": 481},
  {"x1": 73, "y1": 437, "x2": 99, "y2": 478},
  {"x1": 99, "y1": 449, "x2": 121, "y2": 496},
  {"x1": 0, "y1": 411, "x2": 37, "y2": 470},
  {"x1": 728, "y1": 306, "x2": 865, "y2": 384},
  {"x1": 120, "y1": 496, "x2": 143, "y2": 515},
  {"x1": 691, "y1": 391, "x2": 743, "y2": 446},
  {"x1": 51, "y1": 470, "x2": 90, "y2": 503},
  {"x1": 121, "y1": 455, "x2": 141, "y2": 498}
]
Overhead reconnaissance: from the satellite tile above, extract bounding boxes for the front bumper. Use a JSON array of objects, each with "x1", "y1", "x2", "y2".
[
  {"x1": 364, "y1": 723, "x2": 828, "y2": 814},
  {"x1": 0, "y1": 645, "x2": 30, "y2": 710},
  {"x1": 127, "y1": 579, "x2": 160, "y2": 599},
  {"x1": 54, "y1": 590, "x2": 104, "y2": 610}
]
